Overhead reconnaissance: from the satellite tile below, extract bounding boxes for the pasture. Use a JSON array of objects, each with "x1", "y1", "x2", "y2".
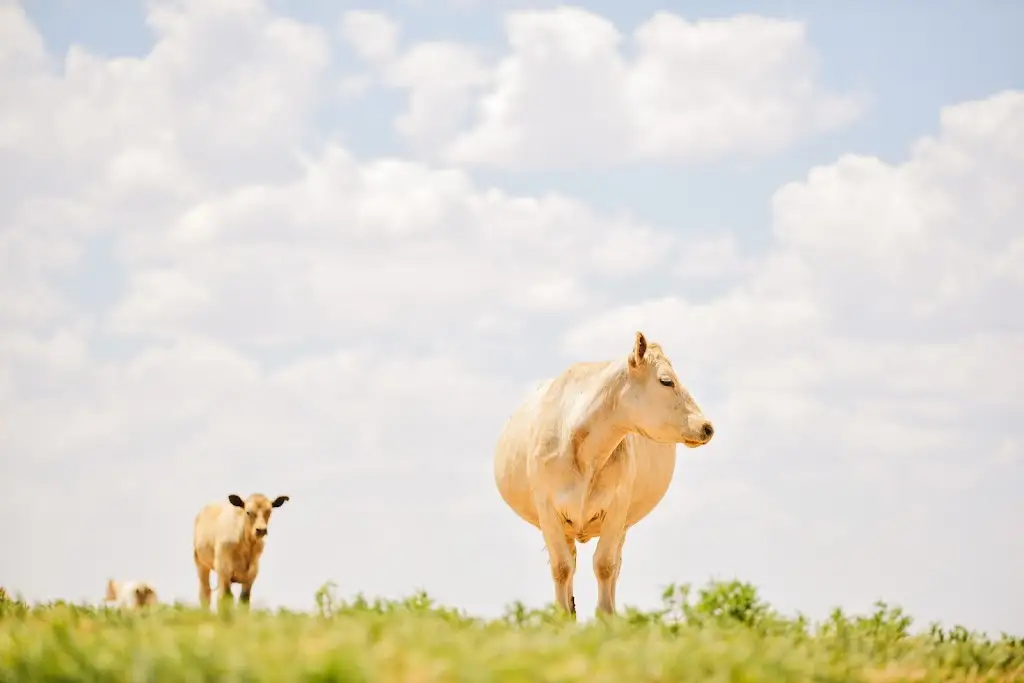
[{"x1": 2, "y1": 582, "x2": 1021, "y2": 682}]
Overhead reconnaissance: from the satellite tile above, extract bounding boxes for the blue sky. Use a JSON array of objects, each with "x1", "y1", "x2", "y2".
[{"x1": 2, "y1": 0, "x2": 1022, "y2": 635}]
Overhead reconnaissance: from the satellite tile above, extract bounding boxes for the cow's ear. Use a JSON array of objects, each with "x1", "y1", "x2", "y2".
[
  {"x1": 629, "y1": 330, "x2": 648, "y2": 368},
  {"x1": 271, "y1": 495, "x2": 290, "y2": 508},
  {"x1": 228, "y1": 494, "x2": 245, "y2": 508}
]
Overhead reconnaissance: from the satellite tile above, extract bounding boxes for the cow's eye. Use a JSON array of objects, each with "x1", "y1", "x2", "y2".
[
  {"x1": 659, "y1": 377, "x2": 675, "y2": 388},
  {"x1": 247, "y1": 511, "x2": 256, "y2": 518}
]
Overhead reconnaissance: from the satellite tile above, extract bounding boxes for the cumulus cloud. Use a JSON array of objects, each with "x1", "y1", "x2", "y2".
[
  {"x1": 343, "y1": 8, "x2": 865, "y2": 167},
  {"x1": 566, "y1": 90, "x2": 1024, "y2": 456},
  {"x1": 0, "y1": 0, "x2": 332, "y2": 329},
  {"x1": 335, "y1": 12, "x2": 492, "y2": 151},
  {"x1": 338, "y1": 10, "x2": 400, "y2": 64},
  {"x1": 3, "y1": 0, "x2": 330, "y2": 189},
  {"x1": 107, "y1": 146, "x2": 690, "y2": 345},
  {"x1": 771, "y1": 91, "x2": 1024, "y2": 334}
]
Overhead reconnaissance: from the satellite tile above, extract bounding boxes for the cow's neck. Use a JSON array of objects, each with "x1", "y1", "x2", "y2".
[
  {"x1": 571, "y1": 364, "x2": 633, "y2": 474},
  {"x1": 571, "y1": 413, "x2": 629, "y2": 476}
]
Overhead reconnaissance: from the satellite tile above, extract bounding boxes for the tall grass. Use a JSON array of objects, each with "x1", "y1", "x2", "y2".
[{"x1": 1, "y1": 580, "x2": 1020, "y2": 682}]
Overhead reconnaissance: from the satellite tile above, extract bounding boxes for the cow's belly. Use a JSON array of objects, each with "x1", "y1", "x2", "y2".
[
  {"x1": 625, "y1": 438, "x2": 677, "y2": 527},
  {"x1": 495, "y1": 429, "x2": 679, "y2": 539}
]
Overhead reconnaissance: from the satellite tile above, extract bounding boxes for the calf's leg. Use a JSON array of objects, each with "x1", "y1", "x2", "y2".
[
  {"x1": 214, "y1": 550, "x2": 234, "y2": 608},
  {"x1": 239, "y1": 580, "x2": 254, "y2": 606},
  {"x1": 194, "y1": 550, "x2": 212, "y2": 608}
]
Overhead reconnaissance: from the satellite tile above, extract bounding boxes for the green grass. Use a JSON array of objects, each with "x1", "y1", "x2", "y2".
[{"x1": 1, "y1": 582, "x2": 1021, "y2": 682}]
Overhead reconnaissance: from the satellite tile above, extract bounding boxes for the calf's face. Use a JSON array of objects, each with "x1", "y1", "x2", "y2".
[
  {"x1": 228, "y1": 493, "x2": 289, "y2": 539},
  {"x1": 134, "y1": 584, "x2": 157, "y2": 607}
]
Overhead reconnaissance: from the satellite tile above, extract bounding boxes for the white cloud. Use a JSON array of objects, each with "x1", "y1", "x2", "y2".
[
  {"x1": 336, "y1": 13, "x2": 492, "y2": 150},
  {"x1": 2, "y1": 0, "x2": 329, "y2": 202},
  {"x1": 673, "y1": 234, "x2": 754, "y2": 282},
  {"x1": 768, "y1": 91, "x2": 1024, "y2": 333},
  {"x1": 105, "y1": 146, "x2": 693, "y2": 344},
  {"x1": 354, "y1": 8, "x2": 865, "y2": 167},
  {"x1": 0, "y1": 0, "x2": 332, "y2": 338},
  {"x1": 386, "y1": 42, "x2": 492, "y2": 152},
  {"x1": 337, "y1": 72, "x2": 373, "y2": 99},
  {"x1": 338, "y1": 10, "x2": 400, "y2": 65}
]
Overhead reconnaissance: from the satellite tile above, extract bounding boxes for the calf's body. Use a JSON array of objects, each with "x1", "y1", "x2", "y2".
[
  {"x1": 193, "y1": 492, "x2": 289, "y2": 607},
  {"x1": 104, "y1": 578, "x2": 158, "y2": 609}
]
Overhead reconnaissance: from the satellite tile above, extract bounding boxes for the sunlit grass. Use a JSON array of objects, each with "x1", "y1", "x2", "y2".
[{"x1": 1, "y1": 581, "x2": 1021, "y2": 682}]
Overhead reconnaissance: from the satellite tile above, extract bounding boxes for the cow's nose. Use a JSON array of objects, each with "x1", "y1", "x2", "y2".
[
  {"x1": 701, "y1": 421, "x2": 715, "y2": 441},
  {"x1": 255, "y1": 528, "x2": 267, "y2": 537}
]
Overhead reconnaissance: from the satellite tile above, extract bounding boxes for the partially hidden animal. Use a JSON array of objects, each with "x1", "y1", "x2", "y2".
[
  {"x1": 493, "y1": 331, "x2": 715, "y2": 618},
  {"x1": 104, "y1": 578, "x2": 158, "y2": 608},
  {"x1": 193, "y1": 492, "x2": 289, "y2": 608}
]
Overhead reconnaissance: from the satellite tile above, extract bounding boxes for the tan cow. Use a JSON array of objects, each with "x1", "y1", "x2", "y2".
[
  {"x1": 493, "y1": 331, "x2": 714, "y2": 618},
  {"x1": 104, "y1": 578, "x2": 159, "y2": 609},
  {"x1": 193, "y1": 492, "x2": 289, "y2": 608}
]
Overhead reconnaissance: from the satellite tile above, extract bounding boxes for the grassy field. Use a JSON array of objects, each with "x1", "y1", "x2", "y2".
[{"x1": 1, "y1": 581, "x2": 1021, "y2": 682}]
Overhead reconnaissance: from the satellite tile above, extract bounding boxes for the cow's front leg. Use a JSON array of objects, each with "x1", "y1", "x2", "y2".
[
  {"x1": 565, "y1": 534, "x2": 577, "y2": 617},
  {"x1": 593, "y1": 505, "x2": 628, "y2": 616},
  {"x1": 609, "y1": 533, "x2": 627, "y2": 609},
  {"x1": 537, "y1": 501, "x2": 577, "y2": 618}
]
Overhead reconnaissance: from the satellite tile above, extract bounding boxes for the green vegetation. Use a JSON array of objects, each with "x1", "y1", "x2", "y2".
[{"x1": 1, "y1": 581, "x2": 1021, "y2": 682}]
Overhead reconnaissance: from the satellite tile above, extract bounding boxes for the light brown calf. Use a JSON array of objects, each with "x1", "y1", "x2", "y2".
[
  {"x1": 104, "y1": 578, "x2": 158, "y2": 609},
  {"x1": 192, "y1": 492, "x2": 289, "y2": 608}
]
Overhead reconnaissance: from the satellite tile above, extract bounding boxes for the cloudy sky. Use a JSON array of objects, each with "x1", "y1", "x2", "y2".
[{"x1": 2, "y1": 0, "x2": 1022, "y2": 634}]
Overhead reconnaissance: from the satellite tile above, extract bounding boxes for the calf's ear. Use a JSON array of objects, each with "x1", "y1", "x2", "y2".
[
  {"x1": 228, "y1": 494, "x2": 245, "y2": 508},
  {"x1": 271, "y1": 495, "x2": 290, "y2": 508}
]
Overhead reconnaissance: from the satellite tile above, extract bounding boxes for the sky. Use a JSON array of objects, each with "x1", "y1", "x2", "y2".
[{"x1": 1, "y1": 0, "x2": 1022, "y2": 635}]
